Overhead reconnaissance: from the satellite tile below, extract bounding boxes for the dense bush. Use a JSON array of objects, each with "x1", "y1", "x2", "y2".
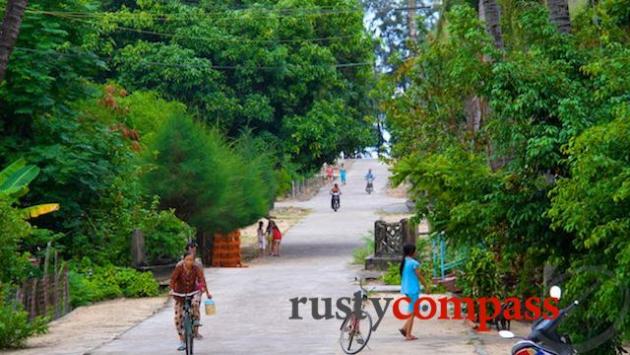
[
  {"x1": 0, "y1": 199, "x2": 34, "y2": 285},
  {"x1": 549, "y1": 114, "x2": 630, "y2": 348},
  {"x1": 25, "y1": 109, "x2": 142, "y2": 264},
  {"x1": 456, "y1": 247, "x2": 502, "y2": 299},
  {"x1": 141, "y1": 202, "x2": 194, "y2": 265},
  {"x1": 382, "y1": 263, "x2": 401, "y2": 286},
  {"x1": 69, "y1": 263, "x2": 159, "y2": 307},
  {"x1": 352, "y1": 234, "x2": 375, "y2": 265},
  {"x1": 0, "y1": 301, "x2": 48, "y2": 349}
]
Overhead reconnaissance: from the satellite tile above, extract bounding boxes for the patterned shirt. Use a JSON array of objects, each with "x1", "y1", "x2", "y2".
[{"x1": 169, "y1": 263, "x2": 206, "y2": 300}]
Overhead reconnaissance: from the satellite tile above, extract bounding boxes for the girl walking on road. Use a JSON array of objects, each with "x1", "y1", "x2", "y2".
[{"x1": 399, "y1": 243, "x2": 430, "y2": 341}]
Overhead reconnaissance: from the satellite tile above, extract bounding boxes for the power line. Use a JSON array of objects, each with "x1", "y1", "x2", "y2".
[
  {"x1": 13, "y1": 46, "x2": 373, "y2": 71},
  {"x1": 25, "y1": 7, "x2": 367, "y2": 20},
  {"x1": 36, "y1": 12, "x2": 367, "y2": 45},
  {"x1": 23, "y1": 5, "x2": 434, "y2": 20}
]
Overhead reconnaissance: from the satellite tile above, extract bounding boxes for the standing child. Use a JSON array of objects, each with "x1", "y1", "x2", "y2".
[
  {"x1": 326, "y1": 164, "x2": 334, "y2": 183},
  {"x1": 265, "y1": 219, "x2": 274, "y2": 256},
  {"x1": 271, "y1": 221, "x2": 283, "y2": 256},
  {"x1": 399, "y1": 243, "x2": 430, "y2": 341},
  {"x1": 339, "y1": 164, "x2": 347, "y2": 185},
  {"x1": 257, "y1": 221, "x2": 265, "y2": 257}
]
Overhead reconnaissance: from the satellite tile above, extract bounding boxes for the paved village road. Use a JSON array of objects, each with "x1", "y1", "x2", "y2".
[{"x1": 91, "y1": 159, "x2": 488, "y2": 355}]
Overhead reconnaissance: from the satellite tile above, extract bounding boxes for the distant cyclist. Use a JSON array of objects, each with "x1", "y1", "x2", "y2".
[{"x1": 365, "y1": 169, "x2": 375, "y2": 194}]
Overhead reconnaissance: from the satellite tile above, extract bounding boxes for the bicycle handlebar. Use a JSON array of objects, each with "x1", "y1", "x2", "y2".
[{"x1": 170, "y1": 290, "x2": 200, "y2": 298}]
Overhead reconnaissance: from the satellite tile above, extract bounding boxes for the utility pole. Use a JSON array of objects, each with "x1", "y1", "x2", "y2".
[
  {"x1": 407, "y1": 0, "x2": 417, "y2": 42},
  {"x1": 0, "y1": 0, "x2": 29, "y2": 82}
]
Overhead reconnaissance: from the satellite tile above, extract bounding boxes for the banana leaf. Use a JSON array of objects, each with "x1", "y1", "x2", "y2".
[
  {"x1": 22, "y1": 203, "x2": 60, "y2": 219},
  {"x1": 0, "y1": 159, "x2": 26, "y2": 184},
  {"x1": 0, "y1": 164, "x2": 40, "y2": 197}
]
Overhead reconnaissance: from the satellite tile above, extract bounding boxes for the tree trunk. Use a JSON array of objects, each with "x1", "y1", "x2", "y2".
[
  {"x1": 198, "y1": 231, "x2": 213, "y2": 267},
  {"x1": 0, "y1": 0, "x2": 28, "y2": 83},
  {"x1": 479, "y1": 0, "x2": 504, "y2": 49},
  {"x1": 464, "y1": 96, "x2": 484, "y2": 134},
  {"x1": 547, "y1": 0, "x2": 571, "y2": 34},
  {"x1": 472, "y1": 0, "x2": 508, "y2": 170}
]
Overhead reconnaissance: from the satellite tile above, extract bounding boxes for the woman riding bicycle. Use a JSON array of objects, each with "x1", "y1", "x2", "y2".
[{"x1": 170, "y1": 251, "x2": 211, "y2": 351}]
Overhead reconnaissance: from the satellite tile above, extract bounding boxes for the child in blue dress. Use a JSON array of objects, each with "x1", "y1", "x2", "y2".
[
  {"x1": 399, "y1": 243, "x2": 430, "y2": 341},
  {"x1": 339, "y1": 164, "x2": 347, "y2": 185}
]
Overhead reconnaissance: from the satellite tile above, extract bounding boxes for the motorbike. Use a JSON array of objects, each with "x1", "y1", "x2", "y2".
[
  {"x1": 365, "y1": 179, "x2": 374, "y2": 195},
  {"x1": 500, "y1": 286, "x2": 578, "y2": 355},
  {"x1": 331, "y1": 192, "x2": 341, "y2": 212}
]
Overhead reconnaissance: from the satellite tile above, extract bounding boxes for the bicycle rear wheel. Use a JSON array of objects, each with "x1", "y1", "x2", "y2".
[{"x1": 339, "y1": 311, "x2": 373, "y2": 354}]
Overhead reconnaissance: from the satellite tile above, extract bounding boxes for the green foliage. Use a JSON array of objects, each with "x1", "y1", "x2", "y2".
[
  {"x1": 549, "y1": 112, "x2": 630, "y2": 348},
  {"x1": 0, "y1": 199, "x2": 33, "y2": 285},
  {"x1": 112, "y1": 267, "x2": 160, "y2": 298},
  {"x1": 104, "y1": 0, "x2": 376, "y2": 171},
  {"x1": 141, "y1": 201, "x2": 194, "y2": 265},
  {"x1": 69, "y1": 263, "x2": 159, "y2": 307},
  {"x1": 25, "y1": 109, "x2": 141, "y2": 264},
  {"x1": 456, "y1": 247, "x2": 502, "y2": 299},
  {"x1": 352, "y1": 234, "x2": 375, "y2": 264},
  {"x1": 382, "y1": 263, "x2": 401, "y2": 285},
  {"x1": 0, "y1": 159, "x2": 40, "y2": 198},
  {"x1": 0, "y1": 300, "x2": 48, "y2": 349},
  {"x1": 0, "y1": 0, "x2": 103, "y2": 118},
  {"x1": 0, "y1": 0, "x2": 378, "y2": 347},
  {"x1": 385, "y1": 0, "x2": 630, "y2": 350},
  {"x1": 144, "y1": 113, "x2": 274, "y2": 234}
]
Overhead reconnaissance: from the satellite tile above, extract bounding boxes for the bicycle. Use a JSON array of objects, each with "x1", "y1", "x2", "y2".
[
  {"x1": 171, "y1": 290, "x2": 200, "y2": 355},
  {"x1": 339, "y1": 278, "x2": 374, "y2": 354}
]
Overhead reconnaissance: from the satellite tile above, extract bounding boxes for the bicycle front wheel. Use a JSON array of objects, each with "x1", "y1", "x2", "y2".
[
  {"x1": 339, "y1": 311, "x2": 373, "y2": 354},
  {"x1": 184, "y1": 314, "x2": 194, "y2": 355}
]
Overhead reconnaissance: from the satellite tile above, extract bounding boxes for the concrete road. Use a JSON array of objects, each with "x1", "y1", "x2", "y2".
[{"x1": 91, "y1": 159, "x2": 488, "y2": 355}]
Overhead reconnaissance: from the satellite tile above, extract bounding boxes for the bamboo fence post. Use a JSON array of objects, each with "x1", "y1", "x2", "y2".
[{"x1": 29, "y1": 279, "x2": 37, "y2": 319}]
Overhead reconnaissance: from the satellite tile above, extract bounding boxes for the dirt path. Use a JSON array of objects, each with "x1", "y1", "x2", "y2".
[{"x1": 1, "y1": 297, "x2": 167, "y2": 355}]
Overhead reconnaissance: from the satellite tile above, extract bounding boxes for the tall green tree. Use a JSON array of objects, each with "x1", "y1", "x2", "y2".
[
  {"x1": 97, "y1": 0, "x2": 376, "y2": 171},
  {"x1": 0, "y1": 0, "x2": 28, "y2": 82}
]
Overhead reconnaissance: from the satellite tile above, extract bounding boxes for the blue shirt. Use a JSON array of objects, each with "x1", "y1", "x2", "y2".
[{"x1": 401, "y1": 257, "x2": 421, "y2": 295}]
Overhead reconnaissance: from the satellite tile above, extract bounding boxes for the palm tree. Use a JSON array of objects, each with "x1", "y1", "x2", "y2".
[
  {"x1": 0, "y1": 0, "x2": 29, "y2": 82},
  {"x1": 479, "y1": 0, "x2": 504, "y2": 49},
  {"x1": 547, "y1": 0, "x2": 571, "y2": 33}
]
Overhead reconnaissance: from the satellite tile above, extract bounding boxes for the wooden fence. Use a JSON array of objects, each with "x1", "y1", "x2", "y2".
[
  {"x1": 11, "y1": 245, "x2": 71, "y2": 321},
  {"x1": 14, "y1": 266, "x2": 70, "y2": 321},
  {"x1": 290, "y1": 175, "x2": 326, "y2": 200}
]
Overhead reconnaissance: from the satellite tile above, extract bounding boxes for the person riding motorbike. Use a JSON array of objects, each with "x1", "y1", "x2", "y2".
[
  {"x1": 330, "y1": 183, "x2": 341, "y2": 210},
  {"x1": 365, "y1": 169, "x2": 375, "y2": 193}
]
